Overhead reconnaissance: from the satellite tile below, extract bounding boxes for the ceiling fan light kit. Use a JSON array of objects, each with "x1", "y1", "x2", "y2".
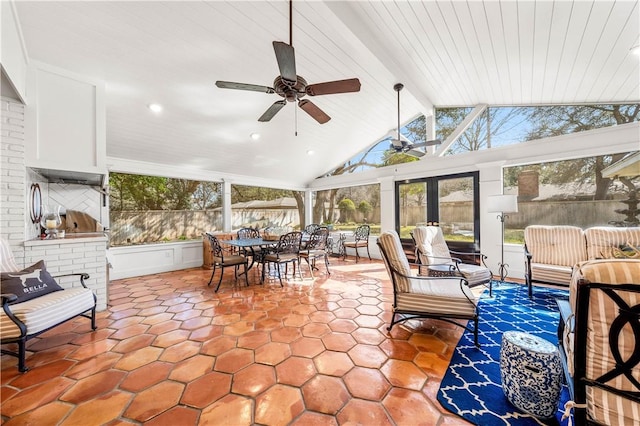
[{"x1": 215, "y1": 0, "x2": 360, "y2": 125}]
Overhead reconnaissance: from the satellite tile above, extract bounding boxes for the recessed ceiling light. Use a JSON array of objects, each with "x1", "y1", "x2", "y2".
[
  {"x1": 631, "y1": 45, "x2": 640, "y2": 56},
  {"x1": 148, "y1": 103, "x2": 163, "y2": 113},
  {"x1": 307, "y1": 150, "x2": 315, "y2": 155},
  {"x1": 250, "y1": 132, "x2": 260, "y2": 140}
]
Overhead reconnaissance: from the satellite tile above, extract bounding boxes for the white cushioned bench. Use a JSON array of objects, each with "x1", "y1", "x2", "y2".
[{"x1": 1, "y1": 238, "x2": 97, "y2": 372}]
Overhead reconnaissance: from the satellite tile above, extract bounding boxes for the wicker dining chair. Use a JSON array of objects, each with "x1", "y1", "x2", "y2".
[{"x1": 204, "y1": 232, "x2": 249, "y2": 292}]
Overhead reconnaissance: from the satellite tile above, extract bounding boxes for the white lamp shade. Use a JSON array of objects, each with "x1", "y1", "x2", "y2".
[{"x1": 487, "y1": 194, "x2": 518, "y2": 213}]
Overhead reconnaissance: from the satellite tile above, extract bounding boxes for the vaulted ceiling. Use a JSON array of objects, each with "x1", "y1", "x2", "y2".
[{"x1": 14, "y1": 1, "x2": 640, "y2": 186}]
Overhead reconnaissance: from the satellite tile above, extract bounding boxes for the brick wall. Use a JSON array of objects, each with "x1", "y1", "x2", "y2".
[
  {"x1": 1, "y1": 96, "x2": 109, "y2": 311},
  {"x1": 0, "y1": 97, "x2": 26, "y2": 264},
  {"x1": 23, "y1": 238, "x2": 108, "y2": 310}
]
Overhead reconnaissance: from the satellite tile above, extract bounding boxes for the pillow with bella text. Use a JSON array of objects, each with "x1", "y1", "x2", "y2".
[{"x1": 1, "y1": 260, "x2": 63, "y2": 304}]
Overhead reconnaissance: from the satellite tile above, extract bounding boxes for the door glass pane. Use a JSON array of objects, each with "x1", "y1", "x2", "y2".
[
  {"x1": 397, "y1": 181, "x2": 428, "y2": 239},
  {"x1": 438, "y1": 176, "x2": 475, "y2": 243}
]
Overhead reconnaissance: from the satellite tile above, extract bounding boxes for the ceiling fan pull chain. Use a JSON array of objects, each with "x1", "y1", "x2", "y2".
[{"x1": 295, "y1": 101, "x2": 298, "y2": 136}]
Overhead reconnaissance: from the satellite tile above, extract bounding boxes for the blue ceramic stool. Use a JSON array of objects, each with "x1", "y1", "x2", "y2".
[{"x1": 500, "y1": 331, "x2": 563, "y2": 419}]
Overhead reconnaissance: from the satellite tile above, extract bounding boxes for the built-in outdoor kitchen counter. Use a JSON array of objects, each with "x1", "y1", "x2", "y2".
[{"x1": 24, "y1": 233, "x2": 109, "y2": 311}]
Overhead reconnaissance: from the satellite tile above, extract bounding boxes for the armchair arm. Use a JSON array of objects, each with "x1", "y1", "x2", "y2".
[
  {"x1": 1, "y1": 293, "x2": 18, "y2": 304},
  {"x1": 1, "y1": 293, "x2": 27, "y2": 337},
  {"x1": 53, "y1": 272, "x2": 91, "y2": 289},
  {"x1": 524, "y1": 244, "x2": 533, "y2": 261},
  {"x1": 450, "y1": 249, "x2": 489, "y2": 267}
]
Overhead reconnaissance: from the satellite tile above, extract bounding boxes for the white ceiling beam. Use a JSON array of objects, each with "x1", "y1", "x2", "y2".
[
  {"x1": 434, "y1": 104, "x2": 488, "y2": 157},
  {"x1": 323, "y1": 1, "x2": 435, "y2": 117}
]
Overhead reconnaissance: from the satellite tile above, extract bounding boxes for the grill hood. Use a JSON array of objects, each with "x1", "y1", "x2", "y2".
[{"x1": 31, "y1": 167, "x2": 107, "y2": 188}]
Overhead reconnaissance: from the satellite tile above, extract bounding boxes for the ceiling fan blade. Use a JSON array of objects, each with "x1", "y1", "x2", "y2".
[
  {"x1": 215, "y1": 81, "x2": 274, "y2": 94},
  {"x1": 298, "y1": 99, "x2": 331, "y2": 124},
  {"x1": 258, "y1": 100, "x2": 286, "y2": 122},
  {"x1": 406, "y1": 149, "x2": 426, "y2": 158},
  {"x1": 273, "y1": 41, "x2": 297, "y2": 85},
  {"x1": 305, "y1": 78, "x2": 361, "y2": 96},
  {"x1": 411, "y1": 139, "x2": 442, "y2": 148}
]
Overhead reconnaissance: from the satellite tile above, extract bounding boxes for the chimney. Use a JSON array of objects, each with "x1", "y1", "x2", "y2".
[{"x1": 518, "y1": 170, "x2": 539, "y2": 201}]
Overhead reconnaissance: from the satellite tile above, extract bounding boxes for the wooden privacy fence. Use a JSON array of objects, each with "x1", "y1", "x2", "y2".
[
  {"x1": 399, "y1": 199, "x2": 631, "y2": 230},
  {"x1": 110, "y1": 210, "x2": 223, "y2": 246},
  {"x1": 110, "y1": 200, "x2": 632, "y2": 246}
]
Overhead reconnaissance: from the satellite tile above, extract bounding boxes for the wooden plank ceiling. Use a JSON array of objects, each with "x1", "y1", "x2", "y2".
[{"x1": 13, "y1": 1, "x2": 640, "y2": 186}]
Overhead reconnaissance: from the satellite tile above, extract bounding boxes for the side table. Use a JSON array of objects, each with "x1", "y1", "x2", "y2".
[
  {"x1": 500, "y1": 331, "x2": 563, "y2": 419},
  {"x1": 418, "y1": 263, "x2": 459, "y2": 277}
]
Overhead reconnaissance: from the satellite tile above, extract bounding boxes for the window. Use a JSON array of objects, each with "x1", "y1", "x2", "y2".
[
  {"x1": 109, "y1": 173, "x2": 222, "y2": 246},
  {"x1": 503, "y1": 151, "x2": 640, "y2": 244},
  {"x1": 231, "y1": 185, "x2": 304, "y2": 230},
  {"x1": 396, "y1": 172, "x2": 480, "y2": 248},
  {"x1": 436, "y1": 104, "x2": 640, "y2": 155},
  {"x1": 320, "y1": 115, "x2": 427, "y2": 176},
  {"x1": 312, "y1": 183, "x2": 380, "y2": 235}
]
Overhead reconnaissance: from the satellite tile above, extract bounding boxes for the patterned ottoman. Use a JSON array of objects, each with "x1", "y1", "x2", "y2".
[{"x1": 500, "y1": 331, "x2": 563, "y2": 419}]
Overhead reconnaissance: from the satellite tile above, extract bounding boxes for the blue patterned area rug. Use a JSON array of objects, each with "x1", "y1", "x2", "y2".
[{"x1": 437, "y1": 283, "x2": 571, "y2": 425}]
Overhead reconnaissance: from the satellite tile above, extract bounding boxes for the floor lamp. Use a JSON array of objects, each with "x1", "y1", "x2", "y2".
[{"x1": 487, "y1": 194, "x2": 519, "y2": 283}]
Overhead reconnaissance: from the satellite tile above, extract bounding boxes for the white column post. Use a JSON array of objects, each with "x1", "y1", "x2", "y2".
[
  {"x1": 222, "y1": 180, "x2": 232, "y2": 232},
  {"x1": 304, "y1": 189, "x2": 313, "y2": 226},
  {"x1": 378, "y1": 176, "x2": 396, "y2": 233}
]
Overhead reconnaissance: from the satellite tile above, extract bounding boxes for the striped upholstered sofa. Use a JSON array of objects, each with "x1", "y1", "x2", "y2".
[
  {"x1": 559, "y1": 258, "x2": 640, "y2": 425},
  {"x1": 524, "y1": 226, "x2": 640, "y2": 297}
]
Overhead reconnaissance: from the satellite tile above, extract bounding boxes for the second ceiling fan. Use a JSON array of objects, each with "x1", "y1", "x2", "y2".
[
  {"x1": 390, "y1": 83, "x2": 441, "y2": 157},
  {"x1": 215, "y1": 0, "x2": 361, "y2": 124}
]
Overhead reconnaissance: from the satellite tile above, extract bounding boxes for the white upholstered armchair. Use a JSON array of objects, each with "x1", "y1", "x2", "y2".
[
  {"x1": 412, "y1": 226, "x2": 493, "y2": 294},
  {"x1": 377, "y1": 230, "x2": 480, "y2": 346}
]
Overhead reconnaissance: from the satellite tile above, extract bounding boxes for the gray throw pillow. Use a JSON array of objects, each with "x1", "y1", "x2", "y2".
[{"x1": 1, "y1": 260, "x2": 64, "y2": 304}]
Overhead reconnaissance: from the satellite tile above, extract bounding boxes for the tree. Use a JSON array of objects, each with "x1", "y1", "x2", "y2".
[
  {"x1": 357, "y1": 200, "x2": 372, "y2": 221},
  {"x1": 436, "y1": 107, "x2": 529, "y2": 153},
  {"x1": 521, "y1": 105, "x2": 640, "y2": 200},
  {"x1": 192, "y1": 182, "x2": 222, "y2": 209},
  {"x1": 338, "y1": 198, "x2": 356, "y2": 223},
  {"x1": 109, "y1": 173, "x2": 174, "y2": 211},
  {"x1": 379, "y1": 149, "x2": 420, "y2": 166}
]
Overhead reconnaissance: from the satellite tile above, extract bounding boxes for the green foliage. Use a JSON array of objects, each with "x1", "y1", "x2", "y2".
[
  {"x1": 231, "y1": 184, "x2": 294, "y2": 204},
  {"x1": 109, "y1": 173, "x2": 221, "y2": 211},
  {"x1": 379, "y1": 149, "x2": 420, "y2": 166},
  {"x1": 357, "y1": 200, "x2": 372, "y2": 217},
  {"x1": 338, "y1": 198, "x2": 356, "y2": 212},
  {"x1": 338, "y1": 198, "x2": 356, "y2": 222}
]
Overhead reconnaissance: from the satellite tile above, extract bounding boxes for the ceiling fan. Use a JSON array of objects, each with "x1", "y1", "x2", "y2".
[
  {"x1": 215, "y1": 0, "x2": 361, "y2": 124},
  {"x1": 390, "y1": 83, "x2": 441, "y2": 157}
]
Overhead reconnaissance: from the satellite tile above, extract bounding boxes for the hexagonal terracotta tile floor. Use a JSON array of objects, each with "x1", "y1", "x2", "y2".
[{"x1": 0, "y1": 257, "x2": 472, "y2": 425}]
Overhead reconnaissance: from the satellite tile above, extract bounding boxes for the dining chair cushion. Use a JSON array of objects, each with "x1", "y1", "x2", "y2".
[
  {"x1": 344, "y1": 240, "x2": 369, "y2": 248},
  {"x1": 263, "y1": 252, "x2": 298, "y2": 262},
  {"x1": 214, "y1": 254, "x2": 247, "y2": 266},
  {"x1": 300, "y1": 249, "x2": 326, "y2": 258}
]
